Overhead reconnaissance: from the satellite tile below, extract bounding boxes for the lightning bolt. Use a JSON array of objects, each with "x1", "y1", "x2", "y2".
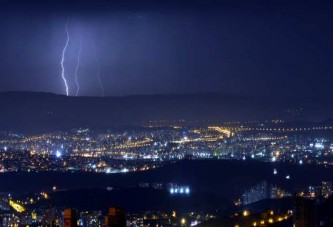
[
  {"x1": 92, "y1": 43, "x2": 105, "y2": 96},
  {"x1": 61, "y1": 21, "x2": 70, "y2": 96},
  {"x1": 74, "y1": 40, "x2": 82, "y2": 96}
]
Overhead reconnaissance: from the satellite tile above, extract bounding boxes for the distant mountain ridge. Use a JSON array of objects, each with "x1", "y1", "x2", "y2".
[{"x1": 0, "y1": 91, "x2": 332, "y2": 133}]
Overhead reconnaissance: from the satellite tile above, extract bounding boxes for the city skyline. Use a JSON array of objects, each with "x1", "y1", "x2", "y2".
[{"x1": 1, "y1": 1, "x2": 333, "y2": 226}]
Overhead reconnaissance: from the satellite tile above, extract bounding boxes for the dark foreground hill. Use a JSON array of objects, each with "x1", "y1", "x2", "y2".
[
  {"x1": 2, "y1": 159, "x2": 333, "y2": 212},
  {"x1": 0, "y1": 92, "x2": 332, "y2": 133}
]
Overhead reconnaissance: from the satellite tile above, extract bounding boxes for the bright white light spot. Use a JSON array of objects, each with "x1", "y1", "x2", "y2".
[
  {"x1": 299, "y1": 160, "x2": 303, "y2": 165},
  {"x1": 271, "y1": 157, "x2": 277, "y2": 162},
  {"x1": 286, "y1": 175, "x2": 290, "y2": 179},
  {"x1": 56, "y1": 150, "x2": 62, "y2": 158},
  {"x1": 315, "y1": 143, "x2": 324, "y2": 149}
]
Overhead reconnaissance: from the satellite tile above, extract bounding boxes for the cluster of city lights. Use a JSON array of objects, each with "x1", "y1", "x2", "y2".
[{"x1": 169, "y1": 186, "x2": 190, "y2": 195}]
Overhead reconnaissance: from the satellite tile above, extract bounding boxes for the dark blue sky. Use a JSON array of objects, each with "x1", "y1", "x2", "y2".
[{"x1": 1, "y1": 0, "x2": 333, "y2": 97}]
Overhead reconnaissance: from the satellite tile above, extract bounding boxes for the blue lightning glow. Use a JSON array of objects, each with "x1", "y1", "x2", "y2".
[
  {"x1": 74, "y1": 40, "x2": 82, "y2": 96},
  {"x1": 61, "y1": 21, "x2": 70, "y2": 96},
  {"x1": 92, "y1": 43, "x2": 105, "y2": 96}
]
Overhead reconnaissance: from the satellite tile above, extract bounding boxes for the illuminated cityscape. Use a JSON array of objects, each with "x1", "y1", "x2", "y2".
[
  {"x1": 1, "y1": 124, "x2": 333, "y2": 173},
  {"x1": 0, "y1": 123, "x2": 332, "y2": 226},
  {"x1": 2, "y1": 0, "x2": 333, "y2": 226}
]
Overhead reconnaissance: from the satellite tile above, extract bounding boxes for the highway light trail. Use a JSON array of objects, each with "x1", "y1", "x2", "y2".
[{"x1": 61, "y1": 20, "x2": 70, "y2": 96}]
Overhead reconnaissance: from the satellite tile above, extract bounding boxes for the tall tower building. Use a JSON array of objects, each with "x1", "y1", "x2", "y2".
[
  {"x1": 104, "y1": 207, "x2": 126, "y2": 227},
  {"x1": 64, "y1": 208, "x2": 78, "y2": 227},
  {"x1": 293, "y1": 197, "x2": 317, "y2": 227},
  {"x1": 242, "y1": 181, "x2": 269, "y2": 205}
]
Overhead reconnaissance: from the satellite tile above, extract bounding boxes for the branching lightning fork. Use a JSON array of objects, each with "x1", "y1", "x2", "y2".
[
  {"x1": 92, "y1": 42, "x2": 105, "y2": 96},
  {"x1": 74, "y1": 39, "x2": 82, "y2": 96},
  {"x1": 61, "y1": 21, "x2": 70, "y2": 96}
]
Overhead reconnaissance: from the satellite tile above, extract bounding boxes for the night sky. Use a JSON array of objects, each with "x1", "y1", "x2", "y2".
[{"x1": 1, "y1": 0, "x2": 333, "y2": 98}]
